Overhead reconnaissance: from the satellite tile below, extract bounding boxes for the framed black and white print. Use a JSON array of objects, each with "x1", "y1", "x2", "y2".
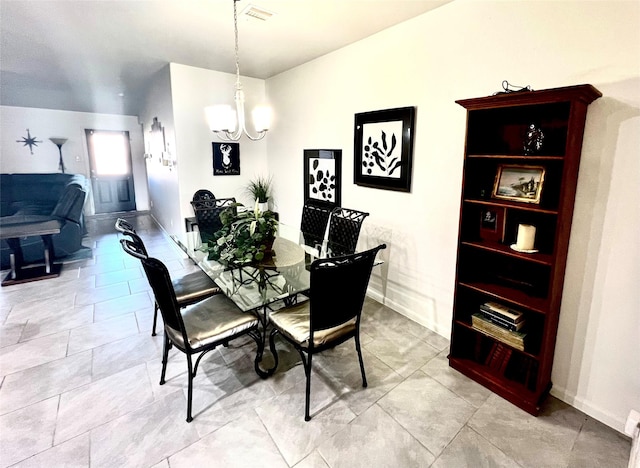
[
  {"x1": 354, "y1": 106, "x2": 416, "y2": 192},
  {"x1": 212, "y1": 142, "x2": 240, "y2": 175},
  {"x1": 303, "y1": 149, "x2": 342, "y2": 208}
]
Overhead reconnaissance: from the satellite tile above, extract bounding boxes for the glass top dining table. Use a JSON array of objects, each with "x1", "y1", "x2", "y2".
[
  {"x1": 171, "y1": 223, "x2": 334, "y2": 313},
  {"x1": 171, "y1": 222, "x2": 380, "y2": 378}
]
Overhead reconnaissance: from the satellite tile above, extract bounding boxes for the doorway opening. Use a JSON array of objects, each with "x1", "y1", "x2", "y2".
[{"x1": 85, "y1": 129, "x2": 136, "y2": 214}]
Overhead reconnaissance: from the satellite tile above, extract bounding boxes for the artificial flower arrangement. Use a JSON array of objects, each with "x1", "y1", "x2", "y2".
[{"x1": 199, "y1": 202, "x2": 278, "y2": 265}]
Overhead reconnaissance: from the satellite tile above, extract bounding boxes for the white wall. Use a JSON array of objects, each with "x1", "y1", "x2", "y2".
[
  {"x1": 265, "y1": 0, "x2": 640, "y2": 432},
  {"x1": 170, "y1": 63, "x2": 269, "y2": 228},
  {"x1": 0, "y1": 106, "x2": 149, "y2": 215},
  {"x1": 138, "y1": 65, "x2": 181, "y2": 232},
  {"x1": 138, "y1": 63, "x2": 269, "y2": 236}
]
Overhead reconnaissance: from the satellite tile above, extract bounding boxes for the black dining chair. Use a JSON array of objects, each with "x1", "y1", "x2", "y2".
[
  {"x1": 327, "y1": 207, "x2": 369, "y2": 256},
  {"x1": 300, "y1": 202, "x2": 333, "y2": 250},
  {"x1": 191, "y1": 197, "x2": 237, "y2": 243},
  {"x1": 192, "y1": 189, "x2": 215, "y2": 203},
  {"x1": 115, "y1": 218, "x2": 221, "y2": 337},
  {"x1": 121, "y1": 237, "x2": 261, "y2": 422},
  {"x1": 267, "y1": 243, "x2": 386, "y2": 421}
]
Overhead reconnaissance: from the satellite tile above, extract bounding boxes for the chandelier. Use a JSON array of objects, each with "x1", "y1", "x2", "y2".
[{"x1": 205, "y1": 0, "x2": 271, "y2": 141}]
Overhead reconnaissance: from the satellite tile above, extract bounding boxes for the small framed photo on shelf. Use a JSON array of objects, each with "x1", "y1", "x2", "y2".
[
  {"x1": 492, "y1": 165, "x2": 545, "y2": 204},
  {"x1": 479, "y1": 207, "x2": 505, "y2": 242}
]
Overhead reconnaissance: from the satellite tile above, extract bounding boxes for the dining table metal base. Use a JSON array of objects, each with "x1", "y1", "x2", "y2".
[{"x1": 251, "y1": 295, "x2": 300, "y2": 379}]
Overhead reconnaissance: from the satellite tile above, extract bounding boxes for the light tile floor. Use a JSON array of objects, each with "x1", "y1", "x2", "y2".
[{"x1": 0, "y1": 213, "x2": 631, "y2": 468}]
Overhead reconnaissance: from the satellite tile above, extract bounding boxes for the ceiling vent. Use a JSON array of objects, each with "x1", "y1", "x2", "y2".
[{"x1": 241, "y1": 4, "x2": 275, "y2": 21}]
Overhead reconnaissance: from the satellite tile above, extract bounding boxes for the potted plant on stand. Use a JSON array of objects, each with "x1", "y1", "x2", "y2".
[{"x1": 246, "y1": 175, "x2": 272, "y2": 212}]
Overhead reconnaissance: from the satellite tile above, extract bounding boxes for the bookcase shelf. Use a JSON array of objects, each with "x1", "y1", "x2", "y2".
[
  {"x1": 461, "y1": 240, "x2": 554, "y2": 266},
  {"x1": 449, "y1": 84, "x2": 601, "y2": 415}
]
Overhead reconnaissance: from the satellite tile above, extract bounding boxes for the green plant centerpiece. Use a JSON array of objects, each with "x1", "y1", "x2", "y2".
[
  {"x1": 246, "y1": 175, "x2": 272, "y2": 204},
  {"x1": 200, "y1": 203, "x2": 278, "y2": 265}
]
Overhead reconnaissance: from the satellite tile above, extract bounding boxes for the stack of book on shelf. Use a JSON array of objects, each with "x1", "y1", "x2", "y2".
[{"x1": 472, "y1": 301, "x2": 527, "y2": 351}]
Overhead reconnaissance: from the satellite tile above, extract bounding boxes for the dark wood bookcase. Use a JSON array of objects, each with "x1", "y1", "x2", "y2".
[{"x1": 448, "y1": 84, "x2": 601, "y2": 415}]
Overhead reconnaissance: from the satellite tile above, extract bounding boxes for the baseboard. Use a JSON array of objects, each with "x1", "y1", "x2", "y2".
[
  {"x1": 369, "y1": 285, "x2": 627, "y2": 435},
  {"x1": 550, "y1": 385, "x2": 628, "y2": 435},
  {"x1": 86, "y1": 210, "x2": 150, "y2": 220},
  {"x1": 366, "y1": 287, "x2": 450, "y2": 339}
]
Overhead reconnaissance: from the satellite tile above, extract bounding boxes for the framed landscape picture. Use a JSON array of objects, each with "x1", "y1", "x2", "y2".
[
  {"x1": 354, "y1": 106, "x2": 416, "y2": 192},
  {"x1": 492, "y1": 165, "x2": 545, "y2": 204},
  {"x1": 212, "y1": 142, "x2": 240, "y2": 175},
  {"x1": 303, "y1": 149, "x2": 341, "y2": 207}
]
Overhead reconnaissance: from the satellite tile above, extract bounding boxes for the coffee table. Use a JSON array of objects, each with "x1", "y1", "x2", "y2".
[{"x1": 0, "y1": 217, "x2": 63, "y2": 286}]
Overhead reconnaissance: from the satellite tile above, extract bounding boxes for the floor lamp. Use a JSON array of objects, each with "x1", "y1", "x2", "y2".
[{"x1": 50, "y1": 138, "x2": 68, "y2": 174}]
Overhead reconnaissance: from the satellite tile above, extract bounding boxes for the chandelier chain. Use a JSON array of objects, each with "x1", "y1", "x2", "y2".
[
  {"x1": 233, "y1": 0, "x2": 241, "y2": 86},
  {"x1": 206, "y1": 0, "x2": 269, "y2": 141}
]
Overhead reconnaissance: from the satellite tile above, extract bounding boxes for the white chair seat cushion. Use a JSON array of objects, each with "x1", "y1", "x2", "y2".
[
  {"x1": 269, "y1": 302, "x2": 356, "y2": 348},
  {"x1": 172, "y1": 271, "x2": 221, "y2": 304},
  {"x1": 166, "y1": 294, "x2": 258, "y2": 350}
]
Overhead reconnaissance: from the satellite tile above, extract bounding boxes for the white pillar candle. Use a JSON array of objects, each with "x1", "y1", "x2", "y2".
[{"x1": 516, "y1": 224, "x2": 536, "y2": 250}]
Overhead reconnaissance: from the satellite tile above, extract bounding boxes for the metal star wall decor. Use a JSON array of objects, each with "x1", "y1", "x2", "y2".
[{"x1": 16, "y1": 129, "x2": 43, "y2": 154}]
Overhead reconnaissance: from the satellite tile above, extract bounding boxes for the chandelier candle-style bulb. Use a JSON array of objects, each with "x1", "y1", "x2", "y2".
[
  {"x1": 252, "y1": 106, "x2": 271, "y2": 132},
  {"x1": 206, "y1": 105, "x2": 237, "y2": 132},
  {"x1": 205, "y1": 0, "x2": 271, "y2": 141}
]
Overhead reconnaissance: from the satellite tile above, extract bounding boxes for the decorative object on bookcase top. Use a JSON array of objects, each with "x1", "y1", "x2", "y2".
[
  {"x1": 511, "y1": 223, "x2": 538, "y2": 253},
  {"x1": 492, "y1": 80, "x2": 533, "y2": 96},
  {"x1": 472, "y1": 313, "x2": 527, "y2": 351},
  {"x1": 523, "y1": 123, "x2": 545, "y2": 155},
  {"x1": 492, "y1": 164, "x2": 545, "y2": 204},
  {"x1": 16, "y1": 129, "x2": 42, "y2": 155}
]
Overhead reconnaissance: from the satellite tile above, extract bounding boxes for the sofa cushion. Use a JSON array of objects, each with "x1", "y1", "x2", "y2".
[
  {"x1": 10, "y1": 201, "x2": 58, "y2": 216},
  {"x1": 10, "y1": 174, "x2": 74, "y2": 201}
]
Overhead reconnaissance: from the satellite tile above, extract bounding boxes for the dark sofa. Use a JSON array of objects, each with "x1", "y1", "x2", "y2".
[{"x1": 1, "y1": 173, "x2": 89, "y2": 269}]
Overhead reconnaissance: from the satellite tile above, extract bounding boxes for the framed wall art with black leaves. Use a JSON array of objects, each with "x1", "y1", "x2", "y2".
[
  {"x1": 354, "y1": 106, "x2": 416, "y2": 192},
  {"x1": 303, "y1": 149, "x2": 342, "y2": 208}
]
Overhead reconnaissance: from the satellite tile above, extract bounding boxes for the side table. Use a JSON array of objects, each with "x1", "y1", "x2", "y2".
[{"x1": 185, "y1": 216, "x2": 198, "y2": 232}]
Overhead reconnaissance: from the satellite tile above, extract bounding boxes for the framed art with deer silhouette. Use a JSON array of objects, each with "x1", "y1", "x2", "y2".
[
  {"x1": 303, "y1": 149, "x2": 342, "y2": 208},
  {"x1": 212, "y1": 142, "x2": 240, "y2": 175},
  {"x1": 354, "y1": 106, "x2": 415, "y2": 192}
]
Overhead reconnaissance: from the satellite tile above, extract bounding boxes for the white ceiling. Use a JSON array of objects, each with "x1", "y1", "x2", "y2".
[{"x1": 1, "y1": 0, "x2": 452, "y2": 116}]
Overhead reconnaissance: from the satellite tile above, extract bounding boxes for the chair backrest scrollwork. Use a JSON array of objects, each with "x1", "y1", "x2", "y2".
[
  {"x1": 192, "y1": 189, "x2": 215, "y2": 202},
  {"x1": 191, "y1": 197, "x2": 237, "y2": 242},
  {"x1": 327, "y1": 207, "x2": 369, "y2": 256},
  {"x1": 300, "y1": 202, "x2": 332, "y2": 248}
]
